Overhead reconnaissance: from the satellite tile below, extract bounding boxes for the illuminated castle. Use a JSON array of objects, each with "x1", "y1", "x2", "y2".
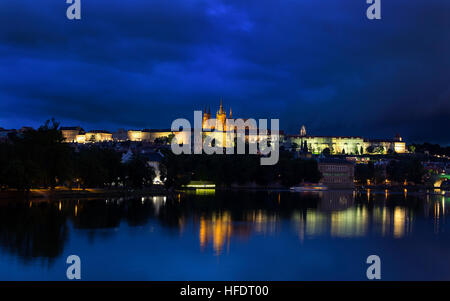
[
  {"x1": 200, "y1": 98, "x2": 270, "y2": 148},
  {"x1": 287, "y1": 125, "x2": 407, "y2": 155}
]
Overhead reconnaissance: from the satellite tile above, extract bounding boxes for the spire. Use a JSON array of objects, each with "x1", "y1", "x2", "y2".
[
  {"x1": 229, "y1": 107, "x2": 232, "y2": 119},
  {"x1": 204, "y1": 105, "x2": 207, "y2": 114},
  {"x1": 219, "y1": 97, "x2": 224, "y2": 114},
  {"x1": 300, "y1": 125, "x2": 307, "y2": 137},
  {"x1": 208, "y1": 105, "x2": 211, "y2": 117}
]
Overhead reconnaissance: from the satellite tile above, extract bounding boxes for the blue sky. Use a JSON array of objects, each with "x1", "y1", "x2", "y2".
[{"x1": 0, "y1": 0, "x2": 449, "y2": 143}]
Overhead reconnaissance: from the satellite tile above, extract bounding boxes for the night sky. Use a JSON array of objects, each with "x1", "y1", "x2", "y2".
[{"x1": 0, "y1": 0, "x2": 449, "y2": 144}]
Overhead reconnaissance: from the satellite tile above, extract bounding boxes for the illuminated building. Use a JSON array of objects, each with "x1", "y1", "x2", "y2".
[
  {"x1": 62, "y1": 126, "x2": 189, "y2": 144},
  {"x1": 61, "y1": 126, "x2": 84, "y2": 143},
  {"x1": 318, "y1": 158, "x2": 355, "y2": 188},
  {"x1": 62, "y1": 127, "x2": 112, "y2": 143},
  {"x1": 127, "y1": 129, "x2": 190, "y2": 144},
  {"x1": 83, "y1": 130, "x2": 113, "y2": 143},
  {"x1": 201, "y1": 98, "x2": 282, "y2": 147},
  {"x1": 60, "y1": 107, "x2": 405, "y2": 150},
  {"x1": 287, "y1": 125, "x2": 407, "y2": 155}
]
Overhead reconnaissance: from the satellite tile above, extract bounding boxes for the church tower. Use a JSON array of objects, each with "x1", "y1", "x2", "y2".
[
  {"x1": 202, "y1": 105, "x2": 209, "y2": 129},
  {"x1": 216, "y1": 97, "x2": 227, "y2": 131},
  {"x1": 300, "y1": 125, "x2": 307, "y2": 137}
]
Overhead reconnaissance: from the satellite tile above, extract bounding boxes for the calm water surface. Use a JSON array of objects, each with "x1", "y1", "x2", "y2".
[{"x1": 0, "y1": 189, "x2": 449, "y2": 280}]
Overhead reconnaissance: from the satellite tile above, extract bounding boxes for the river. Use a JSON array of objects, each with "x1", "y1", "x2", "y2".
[{"x1": 0, "y1": 189, "x2": 449, "y2": 280}]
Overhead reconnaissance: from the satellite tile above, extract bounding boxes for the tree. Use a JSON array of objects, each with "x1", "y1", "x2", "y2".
[
  {"x1": 75, "y1": 147, "x2": 109, "y2": 188},
  {"x1": 386, "y1": 159, "x2": 425, "y2": 184},
  {"x1": 366, "y1": 146, "x2": 375, "y2": 154},
  {"x1": 355, "y1": 162, "x2": 375, "y2": 184},
  {"x1": 2, "y1": 119, "x2": 72, "y2": 191},
  {"x1": 374, "y1": 146, "x2": 385, "y2": 154},
  {"x1": 125, "y1": 154, "x2": 155, "y2": 188},
  {"x1": 322, "y1": 148, "x2": 331, "y2": 157},
  {"x1": 303, "y1": 141, "x2": 308, "y2": 152},
  {"x1": 167, "y1": 133, "x2": 175, "y2": 144},
  {"x1": 159, "y1": 149, "x2": 322, "y2": 189}
]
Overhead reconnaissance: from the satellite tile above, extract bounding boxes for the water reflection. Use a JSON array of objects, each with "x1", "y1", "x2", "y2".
[
  {"x1": 0, "y1": 200, "x2": 68, "y2": 264},
  {"x1": 0, "y1": 190, "x2": 448, "y2": 264},
  {"x1": 199, "y1": 212, "x2": 232, "y2": 255}
]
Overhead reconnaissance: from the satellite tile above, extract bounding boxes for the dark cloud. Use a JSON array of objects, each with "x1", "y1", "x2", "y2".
[{"x1": 0, "y1": 0, "x2": 449, "y2": 144}]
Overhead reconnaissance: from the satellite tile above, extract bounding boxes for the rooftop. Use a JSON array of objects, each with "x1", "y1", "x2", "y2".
[
  {"x1": 86, "y1": 130, "x2": 111, "y2": 134},
  {"x1": 287, "y1": 135, "x2": 364, "y2": 139}
]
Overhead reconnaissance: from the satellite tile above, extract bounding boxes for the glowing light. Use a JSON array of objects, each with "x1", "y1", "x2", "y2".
[
  {"x1": 195, "y1": 189, "x2": 215, "y2": 195},
  {"x1": 185, "y1": 184, "x2": 216, "y2": 188},
  {"x1": 393, "y1": 207, "x2": 405, "y2": 238},
  {"x1": 198, "y1": 212, "x2": 232, "y2": 256},
  {"x1": 199, "y1": 217, "x2": 206, "y2": 250},
  {"x1": 330, "y1": 208, "x2": 369, "y2": 238}
]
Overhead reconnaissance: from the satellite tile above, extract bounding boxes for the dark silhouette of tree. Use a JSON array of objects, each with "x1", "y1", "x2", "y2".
[
  {"x1": 387, "y1": 159, "x2": 425, "y2": 184},
  {"x1": 0, "y1": 119, "x2": 72, "y2": 191},
  {"x1": 124, "y1": 154, "x2": 155, "y2": 188},
  {"x1": 303, "y1": 141, "x2": 308, "y2": 153},
  {"x1": 160, "y1": 149, "x2": 321, "y2": 189},
  {"x1": 167, "y1": 133, "x2": 175, "y2": 144},
  {"x1": 355, "y1": 162, "x2": 375, "y2": 184}
]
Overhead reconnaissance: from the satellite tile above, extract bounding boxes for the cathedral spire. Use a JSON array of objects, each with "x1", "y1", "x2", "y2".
[
  {"x1": 219, "y1": 97, "x2": 224, "y2": 114},
  {"x1": 300, "y1": 125, "x2": 307, "y2": 137},
  {"x1": 229, "y1": 107, "x2": 232, "y2": 119}
]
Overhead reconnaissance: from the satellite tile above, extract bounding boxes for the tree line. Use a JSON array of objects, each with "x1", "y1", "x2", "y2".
[
  {"x1": 410, "y1": 143, "x2": 450, "y2": 157},
  {"x1": 160, "y1": 149, "x2": 322, "y2": 188},
  {"x1": 355, "y1": 159, "x2": 425, "y2": 185},
  {"x1": 0, "y1": 120, "x2": 154, "y2": 191}
]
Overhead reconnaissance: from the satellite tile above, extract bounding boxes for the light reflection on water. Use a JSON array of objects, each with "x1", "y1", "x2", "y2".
[{"x1": 0, "y1": 189, "x2": 449, "y2": 280}]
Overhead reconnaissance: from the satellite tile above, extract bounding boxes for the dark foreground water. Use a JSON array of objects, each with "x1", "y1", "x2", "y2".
[{"x1": 0, "y1": 189, "x2": 449, "y2": 280}]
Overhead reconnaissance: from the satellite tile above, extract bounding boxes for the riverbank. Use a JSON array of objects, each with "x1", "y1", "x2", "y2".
[
  {"x1": 1, "y1": 184, "x2": 446, "y2": 201},
  {"x1": 0, "y1": 186, "x2": 172, "y2": 200}
]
